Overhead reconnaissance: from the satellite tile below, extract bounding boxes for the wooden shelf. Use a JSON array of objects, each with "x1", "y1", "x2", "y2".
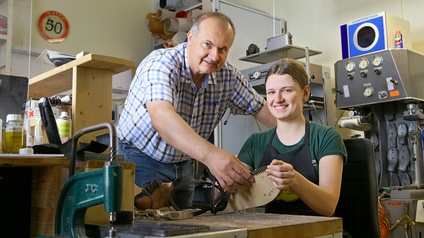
[
  {"x1": 29, "y1": 53, "x2": 135, "y2": 98},
  {"x1": 0, "y1": 155, "x2": 68, "y2": 166}
]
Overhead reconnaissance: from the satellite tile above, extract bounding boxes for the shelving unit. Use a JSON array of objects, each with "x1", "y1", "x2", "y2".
[{"x1": 29, "y1": 53, "x2": 135, "y2": 143}]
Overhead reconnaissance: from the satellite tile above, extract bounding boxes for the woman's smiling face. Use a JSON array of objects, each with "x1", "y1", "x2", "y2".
[{"x1": 265, "y1": 74, "x2": 309, "y2": 121}]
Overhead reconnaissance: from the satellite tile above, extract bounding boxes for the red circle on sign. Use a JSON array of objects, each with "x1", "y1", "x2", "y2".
[{"x1": 38, "y1": 10, "x2": 70, "y2": 43}]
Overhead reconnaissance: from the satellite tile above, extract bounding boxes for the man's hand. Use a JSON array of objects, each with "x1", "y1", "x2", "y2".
[
  {"x1": 147, "y1": 101, "x2": 254, "y2": 193},
  {"x1": 205, "y1": 150, "x2": 254, "y2": 193}
]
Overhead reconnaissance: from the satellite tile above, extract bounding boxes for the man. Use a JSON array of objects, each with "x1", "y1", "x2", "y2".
[{"x1": 116, "y1": 12, "x2": 276, "y2": 210}]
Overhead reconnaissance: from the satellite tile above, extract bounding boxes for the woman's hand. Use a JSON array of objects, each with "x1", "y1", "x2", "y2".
[{"x1": 265, "y1": 159, "x2": 295, "y2": 190}]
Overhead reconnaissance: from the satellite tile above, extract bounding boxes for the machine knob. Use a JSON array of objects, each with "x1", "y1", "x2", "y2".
[
  {"x1": 374, "y1": 69, "x2": 381, "y2": 75},
  {"x1": 363, "y1": 86, "x2": 374, "y2": 97},
  {"x1": 360, "y1": 71, "x2": 368, "y2": 78},
  {"x1": 390, "y1": 79, "x2": 399, "y2": 85},
  {"x1": 347, "y1": 74, "x2": 354, "y2": 80}
]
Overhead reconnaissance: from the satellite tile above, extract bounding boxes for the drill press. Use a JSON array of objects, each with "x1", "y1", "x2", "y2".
[{"x1": 51, "y1": 122, "x2": 124, "y2": 238}]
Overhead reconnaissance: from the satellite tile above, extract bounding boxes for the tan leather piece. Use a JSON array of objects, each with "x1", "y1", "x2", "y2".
[{"x1": 224, "y1": 167, "x2": 280, "y2": 212}]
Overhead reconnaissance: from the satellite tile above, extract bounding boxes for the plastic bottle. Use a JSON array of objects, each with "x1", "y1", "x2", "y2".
[
  {"x1": 25, "y1": 118, "x2": 33, "y2": 148},
  {"x1": 2, "y1": 114, "x2": 26, "y2": 153},
  {"x1": 33, "y1": 120, "x2": 44, "y2": 146},
  {"x1": 395, "y1": 30, "x2": 403, "y2": 48},
  {"x1": 56, "y1": 111, "x2": 72, "y2": 141},
  {"x1": 18, "y1": 117, "x2": 34, "y2": 155}
]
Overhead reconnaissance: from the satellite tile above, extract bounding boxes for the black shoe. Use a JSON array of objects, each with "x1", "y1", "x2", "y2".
[{"x1": 134, "y1": 180, "x2": 174, "y2": 210}]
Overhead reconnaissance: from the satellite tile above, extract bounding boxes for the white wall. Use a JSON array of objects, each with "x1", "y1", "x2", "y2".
[
  {"x1": 8, "y1": 0, "x2": 424, "y2": 96},
  {"x1": 228, "y1": 0, "x2": 424, "y2": 75},
  {"x1": 11, "y1": 0, "x2": 154, "y2": 93},
  {"x1": 30, "y1": 0, "x2": 155, "y2": 66},
  {"x1": 24, "y1": 0, "x2": 424, "y2": 76},
  {"x1": 9, "y1": 0, "x2": 422, "y2": 138}
]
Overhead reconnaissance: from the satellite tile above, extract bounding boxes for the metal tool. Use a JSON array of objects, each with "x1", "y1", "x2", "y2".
[
  {"x1": 145, "y1": 209, "x2": 194, "y2": 220},
  {"x1": 52, "y1": 122, "x2": 123, "y2": 238}
]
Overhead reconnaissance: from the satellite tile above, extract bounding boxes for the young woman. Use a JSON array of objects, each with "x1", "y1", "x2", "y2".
[{"x1": 238, "y1": 58, "x2": 347, "y2": 216}]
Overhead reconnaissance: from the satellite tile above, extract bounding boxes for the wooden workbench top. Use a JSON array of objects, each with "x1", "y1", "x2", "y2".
[
  {"x1": 0, "y1": 155, "x2": 68, "y2": 167},
  {"x1": 138, "y1": 211, "x2": 343, "y2": 238}
]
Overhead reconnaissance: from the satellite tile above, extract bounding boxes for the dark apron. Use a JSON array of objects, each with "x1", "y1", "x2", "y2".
[{"x1": 260, "y1": 120, "x2": 320, "y2": 216}]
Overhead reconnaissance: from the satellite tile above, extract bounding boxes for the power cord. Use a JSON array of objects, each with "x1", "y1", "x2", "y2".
[{"x1": 378, "y1": 193, "x2": 391, "y2": 238}]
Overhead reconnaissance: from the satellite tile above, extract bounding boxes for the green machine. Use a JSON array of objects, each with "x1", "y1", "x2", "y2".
[{"x1": 45, "y1": 122, "x2": 124, "y2": 238}]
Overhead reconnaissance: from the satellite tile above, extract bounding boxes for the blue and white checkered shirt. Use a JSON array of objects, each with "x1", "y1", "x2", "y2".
[{"x1": 116, "y1": 43, "x2": 265, "y2": 163}]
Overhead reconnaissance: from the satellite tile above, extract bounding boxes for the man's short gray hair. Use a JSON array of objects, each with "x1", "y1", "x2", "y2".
[{"x1": 190, "y1": 12, "x2": 236, "y2": 38}]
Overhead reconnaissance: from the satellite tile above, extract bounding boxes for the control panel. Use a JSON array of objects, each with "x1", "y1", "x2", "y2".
[
  {"x1": 335, "y1": 49, "x2": 424, "y2": 109},
  {"x1": 242, "y1": 60, "x2": 327, "y2": 100}
]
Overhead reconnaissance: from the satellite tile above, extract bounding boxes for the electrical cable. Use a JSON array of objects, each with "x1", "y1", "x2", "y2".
[
  {"x1": 309, "y1": 101, "x2": 324, "y2": 125},
  {"x1": 272, "y1": 0, "x2": 275, "y2": 36},
  {"x1": 28, "y1": 0, "x2": 33, "y2": 79},
  {"x1": 378, "y1": 193, "x2": 391, "y2": 238},
  {"x1": 400, "y1": 0, "x2": 404, "y2": 18}
]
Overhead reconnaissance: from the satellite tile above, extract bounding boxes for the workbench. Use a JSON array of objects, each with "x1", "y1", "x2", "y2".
[
  {"x1": 170, "y1": 212, "x2": 343, "y2": 238},
  {"x1": 92, "y1": 211, "x2": 343, "y2": 238},
  {"x1": 0, "y1": 155, "x2": 343, "y2": 238},
  {"x1": 0, "y1": 155, "x2": 69, "y2": 237},
  {"x1": 0, "y1": 155, "x2": 135, "y2": 238}
]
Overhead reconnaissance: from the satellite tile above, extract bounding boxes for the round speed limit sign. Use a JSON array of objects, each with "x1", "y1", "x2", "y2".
[{"x1": 38, "y1": 10, "x2": 70, "y2": 43}]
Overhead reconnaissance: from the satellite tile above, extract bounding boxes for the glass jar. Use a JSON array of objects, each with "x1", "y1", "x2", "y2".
[{"x1": 2, "y1": 114, "x2": 26, "y2": 153}]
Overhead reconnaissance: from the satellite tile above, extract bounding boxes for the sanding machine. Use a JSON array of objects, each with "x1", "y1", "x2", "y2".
[{"x1": 335, "y1": 48, "x2": 424, "y2": 237}]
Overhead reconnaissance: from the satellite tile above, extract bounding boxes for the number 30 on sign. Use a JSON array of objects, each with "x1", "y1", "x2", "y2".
[{"x1": 38, "y1": 10, "x2": 70, "y2": 43}]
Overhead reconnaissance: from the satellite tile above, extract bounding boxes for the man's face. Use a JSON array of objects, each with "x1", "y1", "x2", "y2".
[{"x1": 186, "y1": 17, "x2": 234, "y2": 78}]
